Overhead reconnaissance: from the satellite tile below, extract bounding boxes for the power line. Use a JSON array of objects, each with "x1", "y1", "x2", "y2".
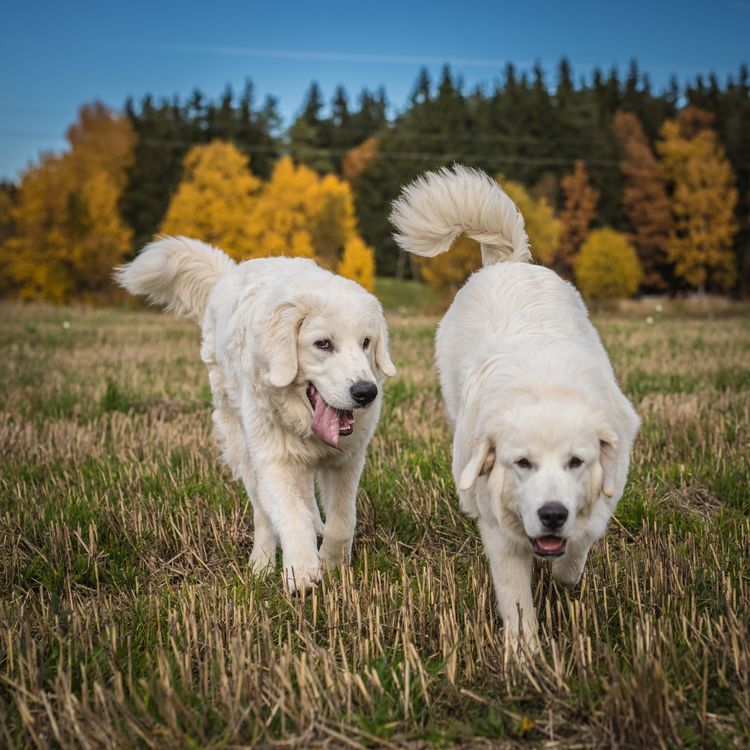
[{"x1": 2, "y1": 132, "x2": 749, "y2": 173}]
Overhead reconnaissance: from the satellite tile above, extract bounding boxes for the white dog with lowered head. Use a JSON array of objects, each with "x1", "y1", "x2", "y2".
[
  {"x1": 390, "y1": 166, "x2": 639, "y2": 649},
  {"x1": 116, "y1": 237, "x2": 395, "y2": 591}
]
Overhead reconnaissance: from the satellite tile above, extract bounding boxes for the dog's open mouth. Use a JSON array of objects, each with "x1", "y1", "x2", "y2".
[
  {"x1": 307, "y1": 384, "x2": 354, "y2": 449},
  {"x1": 531, "y1": 536, "x2": 567, "y2": 558}
]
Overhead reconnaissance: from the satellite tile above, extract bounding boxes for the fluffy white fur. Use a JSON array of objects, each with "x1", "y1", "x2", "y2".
[
  {"x1": 116, "y1": 236, "x2": 395, "y2": 591},
  {"x1": 391, "y1": 166, "x2": 640, "y2": 649},
  {"x1": 391, "y1": 165, "x2": 531, "y2": 266}
]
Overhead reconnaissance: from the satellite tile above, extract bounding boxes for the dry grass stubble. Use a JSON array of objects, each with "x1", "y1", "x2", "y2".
[{"x1": 1, "y1": 303, "x2": 749, "y2": 748}]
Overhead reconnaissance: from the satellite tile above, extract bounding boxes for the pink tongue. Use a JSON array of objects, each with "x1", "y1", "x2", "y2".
[
  {"x1": 536, "y1": 536, "x2": 565, "y2": 553},
  {"x1": 312, "y1": 398, "x2": 343, "y2": 449}
]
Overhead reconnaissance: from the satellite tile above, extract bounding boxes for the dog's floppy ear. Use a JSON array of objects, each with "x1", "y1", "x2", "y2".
[
  {"x1": 598, "y1": 428, "x2": 619, "y2": 498},
  {"x1": 458, "y1": 437, "x2": 496, "y2": 491},
  {"x1": 257, "y1": 300, "x2": 307, "y2": 388},
  {"x1": 374, "y1": 315, "x2": 396, "y2": 378}
]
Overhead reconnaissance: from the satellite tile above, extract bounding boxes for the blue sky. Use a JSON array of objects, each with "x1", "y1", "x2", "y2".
[{"x1": 2, "y1": 0, "x2": 748, "y2": 181}]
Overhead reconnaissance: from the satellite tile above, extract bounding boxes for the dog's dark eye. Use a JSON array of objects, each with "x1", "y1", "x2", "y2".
[
  {"x1": 568, "y1": 456, "x2": 583, "y2": 469},
  {"x1": 362, "y1": 337, "x2": 371, "y2": 350},
  {"x1": 315, "y1": 339, "x2": 333, "y2": 352},
  {"x1": 515, "y1": 458, "x2": 532, "y2": 470}
]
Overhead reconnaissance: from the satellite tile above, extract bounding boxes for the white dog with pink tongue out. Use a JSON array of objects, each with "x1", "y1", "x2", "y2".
[
  {"x1": 116, "y1": 237, "x2": 395, "y2": 592},
  {"x1": 390, "y1": 166, "x2": 640, "y2": 651}
]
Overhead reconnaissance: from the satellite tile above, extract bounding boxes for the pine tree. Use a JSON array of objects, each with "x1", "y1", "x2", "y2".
[
  {"x1": 120, "y1": 94, "x2": 193, "y2": 247},
  {"x1": 0, "y1": 182, "x2": 15, "y2": 245},
  {"x1": 331, "y1": 86, "x2": 350, "y2": 128},
  {"x1": 160, "y1": 140, "x2": 261, "y2": 259},
  {"x1": 0, "y1": 182, "x2": 16, "y2": 297},
  {"x1": 612, "y1": 110, "x2": 673, "y2": 290},
  {"x1": 556, "y1": 161, "x2": 600, "y2": 275},
  {"x1": 345, "y1": 63, "x2": 748, "y2": 287},
  {"x1": 657, "y1": 108, "x2": 738, "y2": 292},
  {"x1": 288, "y1": 82, "x2": 334, "y2": 173},
  {"x1": 121, "y1": 84, "x2": 278, "y2": 247},
  {"x1": 351, "y1": 87, "x2": 387, "y2": 135},
  {"x1": 410, "y1": 68, "x2": 432, "y2": 106}
]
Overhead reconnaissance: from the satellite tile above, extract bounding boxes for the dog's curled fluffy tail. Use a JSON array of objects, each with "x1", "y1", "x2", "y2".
[
  {"x1": 115, "y1": 236, "x2": 236, "y2": 322},
  {"x1": 390, "y1": 164, "x2": 531, "y2": 266}
]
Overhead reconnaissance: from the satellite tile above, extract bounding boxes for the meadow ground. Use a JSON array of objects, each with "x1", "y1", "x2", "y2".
[{"x1": 1, "y1": 294, "x2": 749, "y2": 749}]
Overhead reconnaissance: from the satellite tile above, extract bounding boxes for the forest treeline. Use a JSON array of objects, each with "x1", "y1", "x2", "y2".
[{"x1": 1, "y1": 59, "x2": 748, "y2": 302}]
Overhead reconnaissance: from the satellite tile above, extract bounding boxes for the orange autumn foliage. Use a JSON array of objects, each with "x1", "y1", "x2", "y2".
[
  {"x1": 612, "y1": 111, "x2": 673, "y2": 290},
  {"x1": 556, "y1": 161, "x2": 599, "y2": 276},
  {"x1": 2, "y1": 102, "x2": 134, "y2": 302}
]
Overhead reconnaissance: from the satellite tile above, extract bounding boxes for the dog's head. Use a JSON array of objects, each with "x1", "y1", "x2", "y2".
[
  {"x1": 457, "y1": 388, "x2": 618, "y2": 557},
  {"x1": 255, "y1": 278, "x2": 395, "y2": 448}
]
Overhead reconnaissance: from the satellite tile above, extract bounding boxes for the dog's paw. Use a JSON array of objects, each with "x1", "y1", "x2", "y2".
[
  {"x1": 248, "y1": 546, "x2": 276, "y2": 577},
  {"x1": 319, "y1": 540, "x2": 351, "y2": 568},
  {"x1": 284, "y1": 559, "x2": 322, "y2": 594},
  {"x1": 313, "y1": 515, "x2": 325, "y2": 538},
  {"x1": 502, "y1": 625, "x2": 540, "y2": 661}
]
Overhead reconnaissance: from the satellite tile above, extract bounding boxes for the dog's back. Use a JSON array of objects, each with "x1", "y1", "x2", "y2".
[{"x1": 436, "y1": 262, "x2": 613, "y2": 422}]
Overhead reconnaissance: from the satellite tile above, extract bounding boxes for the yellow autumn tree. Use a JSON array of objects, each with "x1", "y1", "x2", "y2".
[
  {"x1": 160, "y1": 141, "x2": 261, "y2": 259},
  {"x1": 246, "y1": 155, "x2": 361, "y2": 268},
  {"x1": 2, "y1": 102, "x2": 134, "y2": 302},
  {"x1": 337, "y1": 236, "x2": 375, "y2": 291},
  {"x1": 575, "y1": 228, "x2": 643, "y2": 299},
  {"x1": 656, "y1": 108, "x2": 738, "y2": 292},
  {"x1": 311, "y1": 174, "x2": 357, "y2": 268},
  {"x1": 418, "y1": 235, "x2": 482, "y2": 294},
  {"x1": 502, "y1": 178, "x2": 561, "y2": 266},
  {"x1": 419, "y1": 176, "x2": 561, "y2": 292}
]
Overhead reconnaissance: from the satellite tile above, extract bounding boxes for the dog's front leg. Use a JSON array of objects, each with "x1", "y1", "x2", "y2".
[
  {"x1": 478, "y1": 517, "x2": 537, "y2": 651},
  {"x1": 551, "y1": 539, "x2": 591, "y2": 586},
  {"x1": 317, "y1": 452, "x2": 366, "y2": 567},
  {"x1": 255, "y1": 459, "x2": 320, "y2": 593}
]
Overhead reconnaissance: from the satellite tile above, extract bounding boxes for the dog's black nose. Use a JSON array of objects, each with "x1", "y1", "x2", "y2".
[
  {"x1": 538, "y1": 502, "x2": 568, "y2": 531},
  {"x1": 350, "y1": 380, "x2": 378, "y2": 406}
]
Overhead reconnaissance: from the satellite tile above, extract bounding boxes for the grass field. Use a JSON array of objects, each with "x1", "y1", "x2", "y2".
[{"x1": 1, "y1": 299, "x2": 749, "y2": 749}]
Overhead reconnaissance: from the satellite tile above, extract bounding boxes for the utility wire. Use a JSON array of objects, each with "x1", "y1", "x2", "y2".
[{"x1": 2, "y1": 132, "x2": 749, "y2": 172}]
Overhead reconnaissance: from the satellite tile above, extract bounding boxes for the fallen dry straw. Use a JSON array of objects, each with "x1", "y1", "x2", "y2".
[{"x1": 1, "y1": 303, "x2": 749, "y2": 747}]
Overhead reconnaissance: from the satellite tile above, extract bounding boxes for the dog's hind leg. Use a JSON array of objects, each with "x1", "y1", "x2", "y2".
[
  {"x1": 249, "y1": 501, "x2": 278, "y2": 574},
  {"x1": 209, "y1": 397, "x2": 278, "y2": 574},
  {"x1": 308, "y1": 490, "x2": 324, "y2": 537}
]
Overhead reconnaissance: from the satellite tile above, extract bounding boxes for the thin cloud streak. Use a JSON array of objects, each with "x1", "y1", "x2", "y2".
[
  {"x1": 142, "y1": 42, "x2": 533, "y2": 69},
  {"x1": 124, "y1": 42, "x2": 722, "y2": 80}
]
